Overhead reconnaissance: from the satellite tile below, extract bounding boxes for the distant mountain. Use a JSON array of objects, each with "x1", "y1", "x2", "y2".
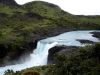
[{"x1": 0, "y1": 0, "x2": 18, "y2": 6}]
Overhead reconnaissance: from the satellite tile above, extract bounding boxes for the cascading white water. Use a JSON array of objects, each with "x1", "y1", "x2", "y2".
[
  {"x1": 0, "y1": 41, "x2": 58, "y2": 75},
  {"x1": 25, "y1": 41, "x2": 58, "y2": 66},
  {"x1": 0, "y1": 30, "x2": 100, "y2": 75}
]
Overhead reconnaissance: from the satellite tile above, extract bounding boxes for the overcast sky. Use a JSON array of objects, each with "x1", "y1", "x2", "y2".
[{"x1": 15, "y1": 0, "x2": 100, "y2": 15}]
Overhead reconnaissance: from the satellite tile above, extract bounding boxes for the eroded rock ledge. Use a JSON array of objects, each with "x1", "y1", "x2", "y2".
[
  {"x1": 77, "y1": 39, "x2": 94, "y2": 44},
  {"x1": 48, "y1": 46, "x2": 78, "y2": 64},
  {"x1": 91, "y1": 32, "x2": 100, "y2": 39}
]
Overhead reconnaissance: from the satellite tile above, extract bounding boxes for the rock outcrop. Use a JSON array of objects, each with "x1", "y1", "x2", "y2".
[
  {"x1": 0, "y1": 0, "x2": 18, "y2": 6},
  {"x1": 48, "y1": 46, "x2": 78, "y2": 64},
  {"x1": 91, "y1": 32, "x2": 100, "y2": 39}
]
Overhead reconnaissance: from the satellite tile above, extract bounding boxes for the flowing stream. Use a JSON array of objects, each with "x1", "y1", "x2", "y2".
[{"x1": 0, "y1": 30, "x2": 100, "y2": 75}]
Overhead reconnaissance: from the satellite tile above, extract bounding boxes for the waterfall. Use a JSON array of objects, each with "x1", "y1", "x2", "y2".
[
  {"x1": 25, "y1": 41, "x2": 58, "y2": 66},
  {"x1": 0, "y1": 30, "x2": 100, "y2": 75},
  {"x1": 0, "y1": 41, "x2": 58, "y2": 75}
]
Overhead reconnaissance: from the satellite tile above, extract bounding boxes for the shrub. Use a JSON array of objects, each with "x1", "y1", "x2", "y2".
[{"x1": 22, "y1": 70, "x2": 40, "y2": 75}]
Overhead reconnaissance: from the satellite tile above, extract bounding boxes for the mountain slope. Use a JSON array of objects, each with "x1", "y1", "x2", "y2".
[
  {"x1": 0, "y1": 0, "x2": 100, "y2": 66},
  {"x1": 22, "y1": 1, "x2": 73, "y2": 18},
  {"x1": 0, "y1": 0, "x2": 18, "y2": 6}
]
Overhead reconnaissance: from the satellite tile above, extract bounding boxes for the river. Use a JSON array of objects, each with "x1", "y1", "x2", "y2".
[{"x1": 0, "y1": 30, "x2": 100, "y2": 75}]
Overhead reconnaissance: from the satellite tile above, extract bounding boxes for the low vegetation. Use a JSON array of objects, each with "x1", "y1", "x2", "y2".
[
  {"x1": 0, "y1": 1, "x2": 100, "y2": 63},
  {"x1": 4, "y1": 43, "x2": 100, "y2": 75},
  {"x1": 0, "y1": 1, "x2": 100, "y2": 74}
]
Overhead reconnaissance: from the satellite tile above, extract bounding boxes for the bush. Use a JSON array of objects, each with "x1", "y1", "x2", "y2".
[{"x1": 22, "y1": 70, "x2": 40, "y2": 75}]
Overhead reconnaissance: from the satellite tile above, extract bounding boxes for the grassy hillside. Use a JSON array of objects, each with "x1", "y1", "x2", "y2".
[
  {"x1": 0, "y1": 0, "x2": 100, "y2": 65},
  {"x1": 0, "y1": 0, "x2": 100, "y2": 74}
]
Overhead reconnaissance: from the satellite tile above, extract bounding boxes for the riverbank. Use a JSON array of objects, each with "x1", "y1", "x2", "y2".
[
  {"x1": 0, "y1": 0, "x2": 100, "y2": 66},
  {"x1": 0, "y1": 30, "x2": 100, "y2": 75},
  {"x1": 4, "y1": 43, "x2": 100, "y2": 75},
  {"x1": 91, "y1": 32, "x2": 100, "y2": 39},
  {"x1": 48, "y1": 45, "x2": 78, "y2": 64}
]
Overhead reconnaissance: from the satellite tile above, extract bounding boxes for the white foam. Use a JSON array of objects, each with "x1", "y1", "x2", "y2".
[{"x1": 0, "y1": 30, "x2": 100, "y2": 75}]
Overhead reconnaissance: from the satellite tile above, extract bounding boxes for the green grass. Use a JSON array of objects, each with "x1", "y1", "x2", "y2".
[
  {"x1": 4, "y1": 43, "x2": 100, "y2": 75},
  {"x1": 0, "y1": 1, "x2": 100, "y2": 74},
  {"x1": 0, "y1": 0, "x2": 100, "y2": 67}
]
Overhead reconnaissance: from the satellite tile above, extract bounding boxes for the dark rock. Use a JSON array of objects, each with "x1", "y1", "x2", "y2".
[
  {"x1": 0, "y1": 0, "x2": 18, "y2": 6},
  {"x1": 77, "y1": 39, "x2": 94, "y2": 44},
  {"x1": 91, "y1": 32, "x2": 100, "y2": 39},
  {"x1": 0, "y1": 39, "x2": 38, "y2": 66},
  {"x1": 48, "y1": 46, "x2": 78, "y2": 64},
  {"x1": 0, "y1": 44, "x2": 8, "y2": 58}
]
